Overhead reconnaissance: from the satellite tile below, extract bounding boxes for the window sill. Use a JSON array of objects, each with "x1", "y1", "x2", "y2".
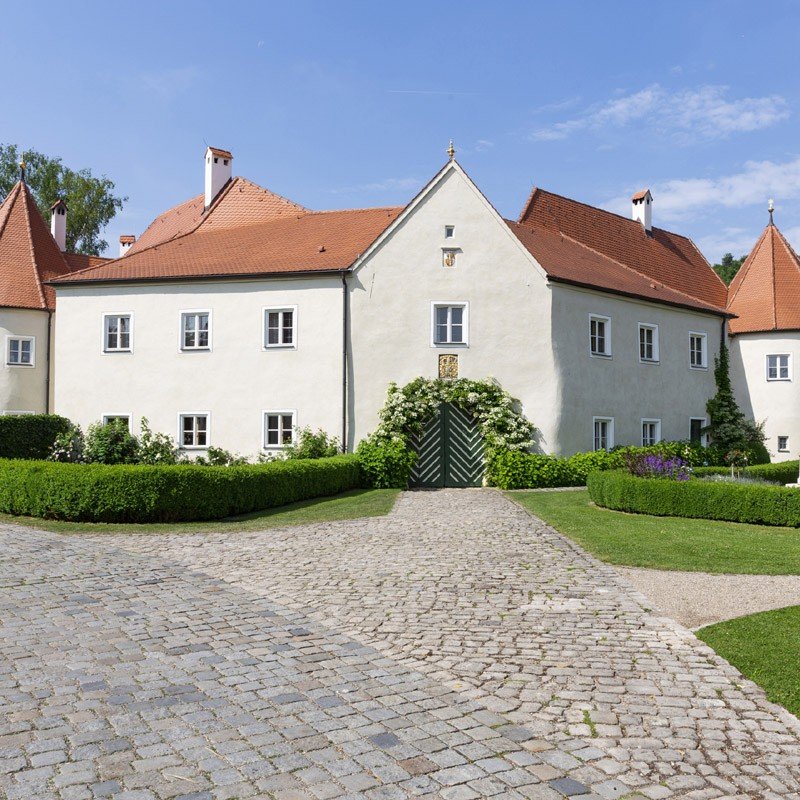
[
  {"x1": 766, "y1": 378, "x2": 791, "y2": 382},
  {"x1": 690, "y1": 365, "x2": 708, "y2": 371},
  {"x1": 639, "y1": 359, "x2": 660, "y2": 365},
  {"x1": 432, "y1": 342, "x2": 468, "y2": 348},
  {"x1": 6, "y1": 363, "x2": 34, "y2": 368},
  {"x1": 102, "y1": 350, "x2": 132, "y2": 355},
  {"x1": 590, "y1": 352, "x2": 612, "y2": 359},
  {"x1": 263, "y1": 345, "x2": 297, "y2": 350},
  {"x1": 180, "y1": 348, "x2": 211, "y2": 353}
]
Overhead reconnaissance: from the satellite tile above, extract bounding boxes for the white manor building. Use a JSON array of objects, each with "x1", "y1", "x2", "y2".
[{"x1": 0, "y1": 144, "x2": 794, "y2": 470}]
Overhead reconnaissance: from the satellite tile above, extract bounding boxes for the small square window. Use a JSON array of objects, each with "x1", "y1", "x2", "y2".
[
  {"x1": 180, "y1": 414, "x2": 208, "y2": 448},
  {"x1": 181, "y1": 312, "x2": 211, "y2": 350},
  {"x1": 767, "y1": 354, "x2": 790, "y2": 381},
  {"x1": 590, "y1": 316, "x2": 611, "y2": 357},
  {"x1": 6, "y1": 336, "x2": 34, "y2": 366},
  {"x1": 444, "y1": 225, "x2": 455, "y2": 239},
  {"x1": 778, "y1": 436, "x2": 789, "y2": 453},
  {"x1": 264, "y1": 308, "x2": 296, "y2": 348},
  {"x1": 264, "y1": 412, "x2": 295, "y2": 448},
  {"x1": 432, "y1": 304, "x2": 467, "y2": 345},
  {"x1": 641, "y1": 419, "x2": 661, "y2": 447},
  {"x1": 638, "y1": 324, "x2": 659, "y2": 362}
]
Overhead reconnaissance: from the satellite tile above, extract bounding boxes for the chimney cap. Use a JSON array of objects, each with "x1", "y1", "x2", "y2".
[
  {"x1": 50, "y1": 197, "x2": 67, "y2": 211},
  {"x1": 631, "y1": 188, "x2": 652, "y2": 203},
  {"x1": 206, "y1": 146, "x2": 233, "y2": 159},
  {"x1": 119, "y1": 235, "x2": 136, "y2": 244}
]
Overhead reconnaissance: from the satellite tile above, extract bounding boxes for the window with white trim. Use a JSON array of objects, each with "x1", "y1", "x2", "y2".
[
  {"x1": 102, "y1": 415, "x2": 131, "y2": 429},
  {"x1": 6, "y1": 336, "x2": 34, "y2": 366},
  {"x1": 264, "y1": 412, "x2": 295, "y2": 447},
  {"x1": 103, "y1": 315, "x2": 131, "y2": 352},
  {"x1": 589, "y1": 315, "x2": 611, "y2": 357},
  {"x1": 638, "y1": 324, "x2": 659, "y2": 362},
  {"x1": 689, "y1": 332, "x2": 707, "y2": 369},
  {"x1": 641, "y1": 419, "x2": 661, "y2": 446},
  {"x1": 181, "y1": 312, "x2": 210, "y2": 350},
  {"x1": 593, "y1": 417, "x2": 614, "y2": 451},
  {"x1": 264, "y1": 308, "x2": 295, "y2": 348},
  {"x1": 778, "y1": 435, "x2": 789, "y2": 453},
  {"x1": 766, "y1": 354, "x2": 790, "y2": 381},
  {"x1": 444, "y1": 225, "x2": 455, "y2": 239},
  {"x1": 179, "y1": 414, "x2": 208, "y2": 447},
  {"x1": 432, "y1": 303, "x2": 467, "y2": 345},
  {"x1": 690, "y1": 417, "x2": 707, "y2": 446}
]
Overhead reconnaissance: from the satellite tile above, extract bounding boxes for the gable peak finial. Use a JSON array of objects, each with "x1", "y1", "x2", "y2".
[
  {"x1": 768, "y1": 197, "x2": 775, "y2": 225},
  {"x1": 447, "y1": 139, "x2": 455, "y2": 160},
  {"x1": 18, "y1": 158, "x2": 26, "y2": 183}
]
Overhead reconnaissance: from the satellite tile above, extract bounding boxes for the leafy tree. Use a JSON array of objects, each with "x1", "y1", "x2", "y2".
[
  {"x1": 705, "y1": 344, "x2": 766, "y2": 457},
  {"x1": 713, "y1": 252, "x2": 746, "y2": 285},
  {"x1": 0, "y1": 144, "x2": 125, "y2": 255}
]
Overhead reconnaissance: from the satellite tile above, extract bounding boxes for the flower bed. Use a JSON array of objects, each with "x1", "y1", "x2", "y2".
[
  {"x1": 587, "y1": 469, "x2": 800, "y2": 528},
  {"x1": 0, "y1": 455, "x2": 360, "y2": 523}
]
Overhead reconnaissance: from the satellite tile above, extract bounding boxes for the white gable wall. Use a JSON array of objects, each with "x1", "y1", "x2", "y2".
[
  {"x1": 0, "y1": 308, "x2": 50, "y2": 414},
  {"x1": 54, "y1": 276, "x2": 343, "y2": 458},
  {"x1": 347, "y1": 164, "x2": 561, "y2": 451}
]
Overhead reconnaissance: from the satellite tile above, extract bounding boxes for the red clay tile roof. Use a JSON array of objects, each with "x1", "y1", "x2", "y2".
[
  {"x1": 515, "y1": 188, "x2": 728, "y2": 315},
  {"x1": 119, "y1": 235, "x2": 136, "y2": 244},
  {"x1": 208, "y1": 147, "x2": 233, "y2": 159},
  {"x1": 54, "y1": 207, "x2": 402, "y2": 284},
  {"x1": 631, "y1": 188, "x2": 651, "y2": 202},
  {"x1": 0, "y1": 182, "x2": 88, "y2": 310},
  {"x1": 128, "y1": 177, "x2": 307, "y2": 254},
  {"x1": 727, "y1": 223, "x2": 800, "y2": 334}
]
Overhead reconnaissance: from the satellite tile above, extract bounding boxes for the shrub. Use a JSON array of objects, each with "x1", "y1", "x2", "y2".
[
  {"x1": 356, "y1": 437, "x2": 416, "y2": 488},
  {"x1": 283, "y1": 427, "x2": 341, "y2": 459},
  {"x1": 49, "y1": 424, "x2": 85, "y2": 463},
  {"x1": 0, "y1": 414, "x2": 73, "y2": 460},
  {"x1": 195, "y1": 446, "x2": 249, "y2": 466},
  {"x1": 0, "y1": 455, "x2": 360, "y2": 523},
  {"x1": 623, "y1": 453, "x2": 689, "y2": 480},
  {"x1": 587, "y1": 469, "x2": 800, "y2": 527},
  {"x1": 84, "y1": 420, "x2": 139, "y2": 464},
  {"x1": 693, "y1": 460, "x2": 798, "y2": 486},
  {"x1": 137, "y1": 418, "x2": 179, "y2": 465}
]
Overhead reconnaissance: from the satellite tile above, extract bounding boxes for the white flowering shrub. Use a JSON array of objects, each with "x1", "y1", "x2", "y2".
[{"x1": 372, "y1": 377, "x2": 536, "y2": 453}]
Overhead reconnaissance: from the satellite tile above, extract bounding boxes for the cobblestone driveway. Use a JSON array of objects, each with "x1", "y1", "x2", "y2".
[{"x1": 2, "y1": 490, "x2": 799, "y2": 799}]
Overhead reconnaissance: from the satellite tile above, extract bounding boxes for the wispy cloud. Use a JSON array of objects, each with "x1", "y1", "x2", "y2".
[
  {"x1": 604, "y1": 157, "x2": 800, "y2": 225},
  {"x1": 137, "y1": 67, "x2": 200, "y2": 101},
  {"x1": 329, "y1": 177, "x2": 420, "y2": 195},
  {"x1": 695, "y1": 228, "x2": 758, "y2": 261},
  {"x1": 532, "y1": 84, "x2": 789, "y2": 143}
]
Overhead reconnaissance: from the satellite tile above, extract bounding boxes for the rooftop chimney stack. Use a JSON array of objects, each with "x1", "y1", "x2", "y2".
[
  {"x1": 631, "y1": 189, "x2": 653, "y2": 232},
  {"x1": 119, "y1": 235, "x2": 136, "y2": 257},
  {"x1": 50, "y1": 199, "x2": 67, "y2": 251},
  {"x1": 204, "y1": 146, "x2": 233, "y2": 209}
]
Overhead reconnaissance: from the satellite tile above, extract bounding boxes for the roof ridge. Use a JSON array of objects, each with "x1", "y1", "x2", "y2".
[
  {"x1": 517, "y1": 186, "x2": 539, "y2": 223},
  {"x1": 311, "y1": 206, "x2": 403, "y2": 215},
  {"x1": 556, "y1": 228, "x2": 725, "y2": 311},
  {"x1": 19, "y1": 183, "x2": 48, "y2": 309},
  {"x1": 727, "y1": 225, "x2": 771, "y2": 308},
  {"x1": 0, "y1": 182, "x2": 21, "y2": 242}
]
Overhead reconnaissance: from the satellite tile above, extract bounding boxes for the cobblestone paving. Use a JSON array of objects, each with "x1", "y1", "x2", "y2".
[{"x1": 2, "y1": 490, "x2": 799, "y2": 799}]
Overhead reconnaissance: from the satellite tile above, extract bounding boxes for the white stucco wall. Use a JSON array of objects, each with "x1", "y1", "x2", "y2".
[
  {"x1": 730, "y1": 331, "x2": 800, "y2": 460},
  {"x1": 54, "y1": 277, "x2": 343, "y2": 458},
  {"x1": 550, "y1": 284, "x2": 723, "y2": 455},
  {"x1": 347, "y1": 164, "x2": 560, "y2": 451},
  {"x1": 0, "y1": 308, "x2": 50, "y2": 414}
]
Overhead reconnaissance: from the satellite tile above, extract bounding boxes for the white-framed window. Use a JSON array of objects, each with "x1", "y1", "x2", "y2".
[
  {"x1": 432, "y1": 303, "x2": 468, "y2": 346},
  {"x1": 6, "y1": 335, "x2": 34, "y2": 366},
  {"x1": 766, "y1": 354, "x2": 791, "y2": 381},
  {"x1": 263, "y1": 411, "x2": 295, "y2": 448},
  {"x1": 180, "y1": 311, "x2": 211, "y2": 351},
  {"x1": 103, "y1": 314, "x2": 132, "y2": 353},
  {"x1": 690, "y1": 417, "x2": 707, "y2": 446},
  {"x1": 179, "y1": 413, "x2": 209, "y2": 448},
  {"x1": 589, "y1": 315, "x2": 611, "y2": 357},
  {"x1": 641, "y1": 419, "x2": 661, "y2": 446},
  {"x1": 444, "y1": 225, "x2": 455, "y2": 239},
  {"x1": 263, "y1": 307, "x2": 296, "y2": 349},
  {"x1": 102, "y1": 414, "x2": 131, "y2": 429},
  {"x1": 593, "y1": 416, "x2": 614, "y2": 451},
  {"x1": 689, "y1": 332, "x2": 707, "y2": 369},
  {"x1": 778, "y1": 436, "x2": 789, "y2": 453},
  {"x1": 638, "y1": 323, "x2": 659, "y2": 363}
]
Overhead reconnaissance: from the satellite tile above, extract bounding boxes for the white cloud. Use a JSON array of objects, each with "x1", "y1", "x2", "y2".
[
  {"x1": 603, "y1": 157, "x2": 800, "y2": 223},
  {"x1": 329, "y1": 177, "x2": 420, "y2": 195},
  {"x1": 695, "y1": 228, "x2": 757, "y2": 262},
  {"x1": 531, "y1": 84, "x2": 788, "y2": 143}
]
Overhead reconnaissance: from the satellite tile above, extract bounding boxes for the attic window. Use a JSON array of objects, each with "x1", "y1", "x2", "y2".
[
  {"x1": 444, "y1": 225, "x2": 454, "y2": 239},
  {"x1": 223, "y1": 159, "x2": 229, "y2": 166}
]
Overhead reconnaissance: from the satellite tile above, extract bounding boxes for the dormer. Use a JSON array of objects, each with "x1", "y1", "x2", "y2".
[{"x1": 205, "y1": 146, "x2": 233, "y2": 209}]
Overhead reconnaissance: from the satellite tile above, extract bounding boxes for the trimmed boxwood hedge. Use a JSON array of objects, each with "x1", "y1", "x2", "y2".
[
  {"x1": 0, "y1": 414, "x2": 72, "y2": 460},
  {"x1": 587, "y1": 469, "x2": 800, "y2": 527},
  {"x1": 0, "y1": 455, "x2": 360, "y2": 523}
]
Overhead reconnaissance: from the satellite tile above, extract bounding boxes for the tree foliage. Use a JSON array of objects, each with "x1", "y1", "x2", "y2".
[
  {"x1": 0, "y1": 144, "x2": 125, "y2": 255},
  {"x1": 713, "y1": 252, "x2": 746, "y2": 285}
]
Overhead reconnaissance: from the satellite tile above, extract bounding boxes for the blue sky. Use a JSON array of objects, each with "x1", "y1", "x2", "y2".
[{"x1": 2, "y1": 1, "x2": 799, "y2": 261}]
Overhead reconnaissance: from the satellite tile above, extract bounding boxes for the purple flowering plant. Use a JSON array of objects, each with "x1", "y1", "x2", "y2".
[{"x1": 623, "y1": 452, "x2": 690, "y2": 481}]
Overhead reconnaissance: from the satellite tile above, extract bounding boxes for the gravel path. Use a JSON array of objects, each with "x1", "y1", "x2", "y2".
[
  {"x1": 615, "y1": 567, "x2": 800, "y2": 629},
  {"x1": 2, "y1": 488, "x2": 800, "y2": 799}
]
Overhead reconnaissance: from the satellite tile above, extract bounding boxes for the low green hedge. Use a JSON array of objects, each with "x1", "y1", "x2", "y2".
[
  {"x1": 0, "y1": 414, "x2": 72, "y2": 459},
  {"x1": 488, "y1": 442, "x2": 728, "y2": 490},
  {"x1": 587, "y1": 470, "x2": 800, "y2": 527},
  {"x1": 0, "y1": 455, "x2": 360, "y2": 523},
  {"x1": 693, "y1": 460, "x2": 799, "y2": 486}
]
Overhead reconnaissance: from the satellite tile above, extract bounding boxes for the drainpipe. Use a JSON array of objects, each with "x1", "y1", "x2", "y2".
[
  {"x1": 341, "y1": 272, "x2": 348, "y2": 452},
  {"x1": 45, "y1": 310, "x2": 53, "y2": 414}
]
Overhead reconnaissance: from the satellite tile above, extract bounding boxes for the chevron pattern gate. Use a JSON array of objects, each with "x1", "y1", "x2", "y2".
[{"x1": 409, "y1": 403, "x2": 485, "y2": 488}]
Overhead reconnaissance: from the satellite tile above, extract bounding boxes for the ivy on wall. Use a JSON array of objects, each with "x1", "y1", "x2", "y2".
[{"x1": 371, "y1": 377, "x2": 536, "y2": 452}]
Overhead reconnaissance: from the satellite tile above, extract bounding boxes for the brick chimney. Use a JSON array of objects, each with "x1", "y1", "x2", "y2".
[
  {"x1": 119, "y1": 235, "x2": 136, "y2": 257},
  {"x1": 50, "y1": 199, "x2": 67, "y2": 251},
  {"x1": 205, "y1": 146, "x2": 233, "y2": 209},
  {"x1": 631, "y1": 189, "x2": 653, "y2": 232}
]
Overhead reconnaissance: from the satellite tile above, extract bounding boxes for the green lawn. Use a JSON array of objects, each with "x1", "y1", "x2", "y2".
[
  {"x1": 698, "y1": 606, "x2": 800, "y2": 718},
  {"x1": 509, "y1": 489, "x2": 800, "y2": 574},
  {"x1": 0, "y1": 488, "x2": 400, "y2": 535}
]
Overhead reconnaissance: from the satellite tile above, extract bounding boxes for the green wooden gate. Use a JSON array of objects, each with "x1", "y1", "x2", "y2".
[{"x1": 409, "y1": 403, "x2": 485, "y2": 488}]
